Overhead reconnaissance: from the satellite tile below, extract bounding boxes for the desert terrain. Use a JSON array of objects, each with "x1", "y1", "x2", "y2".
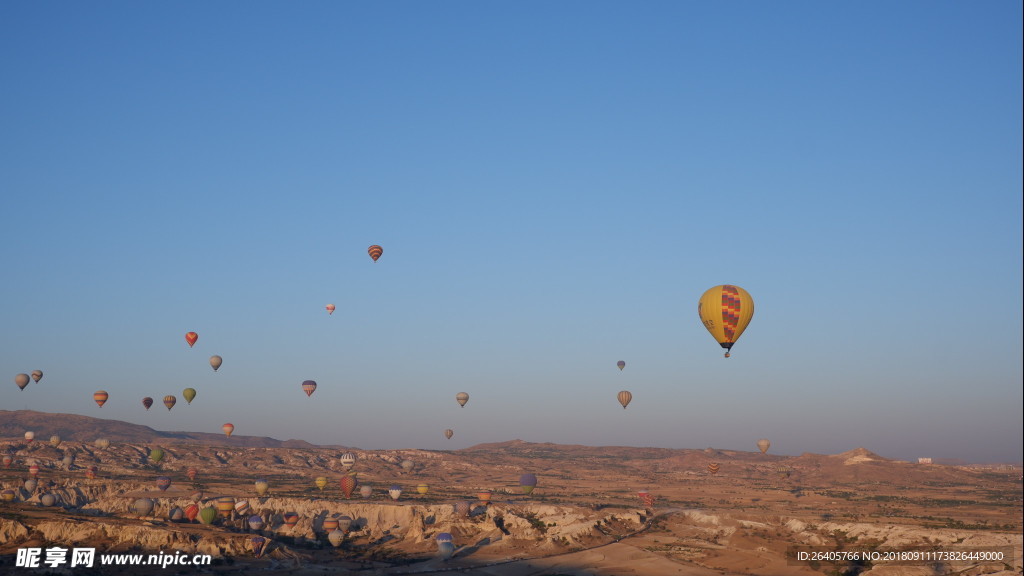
[{"x1": 1, "y1": 411, "x2": 1020, "y2": 576}]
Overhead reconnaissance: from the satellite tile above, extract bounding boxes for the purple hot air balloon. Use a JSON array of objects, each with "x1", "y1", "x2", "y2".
[
  {"x1": 251, "y1": 536, "x2": 267, "y2": 558},
  {"x1": 155, "y1": 476, "x2": 172, "y2": 492},
  {"x1": 519, "y1": 473, "x2": 538, "y2": 495},
  {"x1": 248, "y1": 514, "x2": 265, "y2": 531},
  {"x1": 301, "y1": 380, "x2": 317, "y2": 397}
]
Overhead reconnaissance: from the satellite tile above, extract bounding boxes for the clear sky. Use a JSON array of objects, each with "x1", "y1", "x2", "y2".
[{"x1": 2, "y1": 2, "x2": 1021, "y2": 463}]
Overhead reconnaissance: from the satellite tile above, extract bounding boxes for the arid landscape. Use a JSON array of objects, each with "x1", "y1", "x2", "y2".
[{"x1": 0, "y1": 410, "x2": 1020, "y2": 575}]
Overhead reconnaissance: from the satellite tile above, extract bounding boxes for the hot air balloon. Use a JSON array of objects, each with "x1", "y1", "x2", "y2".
[
  {"x1": 182, "y1": 388, "x2": 196, "y2": 404},
  {"x1": 328, "y1": 529, "x2": 345, "y2": 547},
  {"x1": 24, "y1": 431, "x2": 34, "y2": 443},
  {"x1": 184, "y1": 503, "x2": 200, "y2": 522},
  {"x1": 456, "y1": 392, "x2": 469, "y2": 407},
  {"x1": 326, "y1": 304, "x2": 335, "y2": 315},
  {"x1": 30, "y1": 370, "x2": 43, "y2": 383},
  {"x1": 15, "y1": 373, "x2": 29, "y2": 390},
  {"x1": 62, "y1": 454, "x2": 74, "y2": 468},
  {"x1": 708, "y1": 462, "x2": 721, "y2": 475},
  {"x1": 617, "y1": 360, "x2": 625, "y2": 371},
  {"x1": 168, "y1": 506, "x2": 184, "y2": 522},
  {"x1": 93, "y1": 390, "x2": 109, "y2": 407},
  {"x1": 222, "y1": 423, "x2": 234, "y2": 437},
  {"x1": 85, "y1": 466, "x2": 97, "y2": 479},
  {"x1": 209, "y1": 355, "x2": 222, "y2": 371},
  {"x1": 95, "y1": 438, "x2": 109, "y2": 450},
  {"x1": 282, "y1": 512, "x2": 299, "y2": 528},
  {"x1": 698, "y1": 285, "x2": 755, "y2": 358},
  {"x1": 198, "y1": 506, "x2": 217, "y2": 525},
  {"x1": 155, "y1": 476, "x2": 172, "y2": 491},
  {"x1": 251, "y1": 536, "x2": 267, "y2": 558},
  {"x1": 235, "y1": 500, "x2": 250, "y2": 516},
  {"x1": 388, "y1": 486, "x2": 402, "y2": 501},
  {"x1": 454, "y1": 500, "x2": 471, "y2": 517},
  {"x1": 368, "y1": 245, "x2": 383, "y2": 262},
  {"x1": 315, "y1": 477, "x2": 328, "y2": 491},
  {"x1": 436, "y1": 533, "x2": 455, "y2": 559},
  {"x1": 340, "y1": 453, "x2": 356, "y2": 468},
  {"x1": 185, "y1": 332, "x2": 198, "y2": 347},
  {"x1": 359, "y1": 485, "x2": 372, "y2": 498},
  {"x1": 40, "y1": 493, "x2": 57, "y2": 507},
  {"x1": 444, "y1": 429, "x2": 454, "y2": 440},
  {"x1": 142, "y1": 397, "x2": 154, "y2": 410},
  {"x1": 215, "y1": 497, "x2": 235, "y2": 518},
  {"x1": 340, "y1": 474, "x2": 358, "y2": 499},
  {"x1": 1, "y1": 489, "x2": 16, "y2": 502},
  {"x1": 477, "y1": 490, "x2": 492, "y2": 504},
  {"x1": 163, "y1": 395, "x2": 176, "y2": 410},
  {"x1": 401, "y1": 460, "x2": 414, "y2": 472},
  {"x1": 2, "y1": 455, "x2": 12, "y2": 467},
  {"x1": 49, "y1": 435, "x2": 61, "y2": 448},
  {"x1": 133, "y1": 498, "x2": 154, "y2": 517},
  {"x1": 519, "y1": 473, "x2": 538, "y2": 495},
  {"x1": 757, "y1": 438, "x2": 771, "y2": 454},
  {"x1": 187, "y1": 467, "x2": 198, "y2": 481},
  {"x1": 337, "y1": 515, "x2": 353, "y2": 532},
  {"x1": 23, "y1": 478, "x2": 37, "y2": 493},
  {"x1": 28, "y1": 464, "x2": 39, "y2": 477},
  {"x1": 322, "y1": 518, "x2": 339, "y2": 533},
  {"x1": 416, "y1": 483, "x2": 429, "y2": 495},
  {"x1": 617, "y1": 390, "x2": 632, "y2": 409},
  {"x1": 248, "y1": 514, "x2": 264, "y2": 531},
  {"x1": 301, "y1": 380, "x2": 317, "y2": 397},
  {"x1": 637, "y1": 489, "x2": 656, "y2": 509},
  {"x1": 149, "y1": 448, "x2": 164, "y2": 464},
  {"x1": 254, "y1": 479, "x2": 269, "y2": 497}
]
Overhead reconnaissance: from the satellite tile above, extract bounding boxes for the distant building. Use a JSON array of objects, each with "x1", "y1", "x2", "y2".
[{"x1": 917, "y1": 457, "x2": 932, "y2": 464}]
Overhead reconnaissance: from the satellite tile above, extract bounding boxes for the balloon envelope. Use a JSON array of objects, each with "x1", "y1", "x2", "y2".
[
  {"x1": 185, "y1": 332, "x2": 198, "y2": 347},
  {"x1": 30, "y1": 370, "x2": 43, "y2": 383},
  {"x1": 617, "y1": 360, "x2": 625, "y2": 371},
  {"x1": 163, "y1": 395, "x2": 176, "y2": 410},
  {"x1": 444, "y1": 429, "x2": 454, "y2": 440},
  {"x1": 315, "y1": 477, "x2": 328, "y2": 491},
  {"x1": 698, "y1": 285, "x2": 754, "y2": 357},
  {"x1": 15, "y1": 373, "x2": 29, "y2": 390},
  {"x1": 198, "y1": 506, "x2": 217, "y2": 525},
  {"x1": 134, "y1": 498, "x2": 154, "y2": 516},
  {"x1": 183, "y1": 388, "x2": 196, "y2": 404},
  {"x1": 340, "y1": 475, "x2": 358, "y2": 499},
  {"x1": 519, "y1": 473, "x2": 538, "y2": 494},
  {"x1": 184, "y1": 504, "x2": 200, "y2": 521},
  {"x1": 757, "y1": 438, "x2": 771, "y2": 454},
  {"x1": 326, "y1": 304, "x2": 335, "y2": 315},
  {"x1": 209, "y1": 355, "x2": 222, "y2": 371},
  {"x1": 24, "y1": 431, "x2": 35, "y2": 442},
  {"x1": 456, "y1": 392, "x2": 469, "y2": 407},
  {"x1": 617, "y1": 390, "x2": 632, "y2": 409},
  {"x1": 222, "y1": 423, "x2": 234, "y2": 437},
  {"x1": 142, "y1": 397, "x2": 153, "y2": 410},
  {"x1": 149, "y1": 448, "x2": 164, "y2": 463},
  {"x1": 301, "y1": 380, "x2": 317, "y2": 397},
  {"x1": 368, "y1": 245, "x2": 383, "y2": 262},
  {"x1": 254, "y1": 479, "x2": 269, "y2": 496},
  {"x1": 93, "y1": 390, "x2": 109, "y2": 407},
  {"x1": 155, "y1": 476, "x2": 172, "y2": 491},
  {"x1": 248, "y1": 515, "x2": 264, "y2": 530},
  {"x1": 340, "y1": 453, "x2": 356, "y2": 468}
]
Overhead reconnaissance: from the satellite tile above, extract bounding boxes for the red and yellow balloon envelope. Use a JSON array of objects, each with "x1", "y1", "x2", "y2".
[
  {"x1": 222, "y1": 423, "x2": 234, "y2": 437},
  {"x1": 302, "y1": 380, "x2": 317, "y2": 397},
  {"x1": 368, "y1": 245, "x2": 383, "y2": 262},
  {"x1": 340, "y1": 474, "x2": 358, "y2": 499},
  {"x1": 697, "y1": 285, "x2": 754, "y2": 358},
  {"x1": 185, "y1": 332, "x2": 199, "y2": 347},
  {"x1": 93, "y1": 391, "x2": 109, "y2": 407}
]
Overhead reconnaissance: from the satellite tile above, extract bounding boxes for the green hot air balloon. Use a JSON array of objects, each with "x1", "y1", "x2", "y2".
[
  {"x1": 198, "y1": 506, "x2": 218, "y2": 525},
  {"x1": 183, "y1": 388, "x2": 197, "y2": 404},
  {"x1": 149, "y1": 448, "x2": 165, "y2": 464}
]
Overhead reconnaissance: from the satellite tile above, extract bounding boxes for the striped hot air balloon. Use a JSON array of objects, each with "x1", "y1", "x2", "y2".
[
  {"x1": 340, "y1": 474, "x2": 358, "y2": 499},
  {"x1": 222, "y1": 423, "x2": 234, "y2": 437},
  {"x1": 155, "y1": 476, "x2": 172, "y2": 491},
  {"x1": 367, "y1": 245, "x2": 383, "y2": 262},
  {"x1": 617, "y1": 360, "x2": 625, "y2": 371},
  {"x1": 163, "y1": 395, "x2": 176, "y2": 410},
  {"x1": 302, "y1": 380, "x2": 317, "y2": 397},
  {"x1": 698, "y1": 285, "x2": 755, "y2": 358},
  {"x1": 187, "y1": 467, "x2": 198, "y2": 481},
  {"x1": 282, "y1": 512, "x2": 299, "y2": 528},
  {"x1": 184, "y1": 503, "x2": 200, "y2": 522},
  {"x1": 617, "y1": 390, "x2": 632, "y2": 409},
  {"x1": 93, "y1": 390, "x2": 109, "y2": 407},
  {"x1": 707, "y1": 462, "x2": 720, "y2": 475}
]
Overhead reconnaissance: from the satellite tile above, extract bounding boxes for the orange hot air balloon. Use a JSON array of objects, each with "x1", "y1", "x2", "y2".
[
  {"x1": 340, "y1": 474, "x2": 358, "y2": 499},
  {"x1": 326, "y1": 304, "x2": 336, "y2": 315},
  {"x1": 94, "y1": 390, "x2": 109, "y2": 407},
  {"x1": 368, "y1": 245, "x2": 383, "y2": 262},
  {"x1": 617, "y1": 390, "x2": 632, "y2": 409},
  {"x1": 185, "y1": 332, "x2": 199, "y2": 347},
  {"x1": 222, "y1": 423, "x2": 234, "y2": 437}
]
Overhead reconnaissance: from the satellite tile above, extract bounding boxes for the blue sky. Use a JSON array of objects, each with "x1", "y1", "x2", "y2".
[{"x1": 2, "y1": 2, "x2": 1021, "y2": 463}]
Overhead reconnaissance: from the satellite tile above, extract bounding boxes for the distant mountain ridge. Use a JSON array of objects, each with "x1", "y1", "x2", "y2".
[{"x1": 0, "y1": 410, "x2": 317, "y2": 449}]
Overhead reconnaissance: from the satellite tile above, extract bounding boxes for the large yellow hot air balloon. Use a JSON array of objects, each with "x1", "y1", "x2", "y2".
[{"x1": 698, "y1": 285, "x2": 754, "y2": 358}]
